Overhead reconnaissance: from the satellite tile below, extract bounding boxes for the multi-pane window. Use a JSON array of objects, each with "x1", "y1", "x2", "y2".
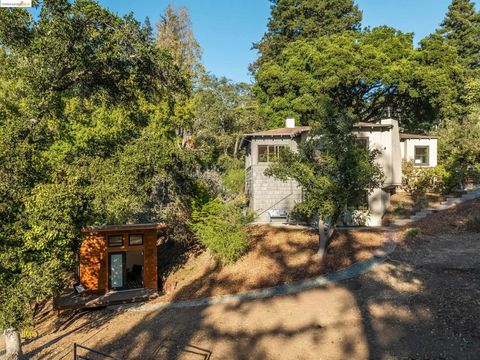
[
  {"x1": 257, "y1": 145, "x2": 286, "y2": 163},
  {"x1": 414, "y1": 146, "x2": 429, "y2": 166},
  {"x1": 356, "y1": 137, "x2": 369, "y2": 150},
  {"x1": 108, "y1": 235, "x2": 123, "y2": 247},
  {"x1": 129, "y1": 234, "x2": 143, "y2": 246}
]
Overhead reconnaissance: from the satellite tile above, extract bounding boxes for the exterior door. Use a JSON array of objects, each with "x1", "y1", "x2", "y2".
[{"x1": 108, "y1": 252, "x2": 126, "y2": 290}]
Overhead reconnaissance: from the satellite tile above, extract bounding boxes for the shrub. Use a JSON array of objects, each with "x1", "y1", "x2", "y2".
[
  {"x1": 218, "y1": 155, "x2": 245, "y2": 196},
  {"x1": 437, "y1": 113, "x2": 480, "y2": 188},
  {"x1": 404, "y1": 228, "x2": 420, "y2": 238},
  {"x1": 393, "y1": 201, "x2": 406, "y2": 213},
  {"x1": 413, "y1": 197, "x2": 429, "y2": 212},
  {"x1": 464, "y1": 216, "x2": 480, "y2": 232},
  {"x1": 441, "y1": 161, "x2": 480, "y2": 192},
  {"x1": 222, "y1": 167, "x2": 245, "y2": 196},
  {"x1": 402, "y1": 160, "x2": 425, "y2": 196},
  {"x1": 439, "y1": 162, "x2": 469, "y2": 192},
  {"x1": 191, "y1": 197, "x2": 254, "y2": 263},
  {"x1": 156, "y1": 179, "x2": 212, "y2": 246},
  {"x1": 402, "y1": 160, "x2": 450, "y2": 197}
]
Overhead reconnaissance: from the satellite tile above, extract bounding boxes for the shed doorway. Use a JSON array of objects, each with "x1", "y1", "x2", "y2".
[
  {"x1": 126, "y1": 250, "x2": 144, "y2": 290},
  {"x1": 108, "y1": 250, "x2": 144, "y2": 291}
]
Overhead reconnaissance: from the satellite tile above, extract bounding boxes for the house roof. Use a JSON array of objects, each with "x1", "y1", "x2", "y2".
[
  {"x1": 82, "y1": 223, "x2": 167, "y2": 233},
  {"x1": 243, "y1": 122, "x2": 392, "y2": 138},
  {"x1": 400, "y1": 133, "x2": 439, "y2": 140},
  {"x1": 243, "y1": 126, "x2": 311, "y2": 137},
  {"x1": 354, "y1": 122, "x2": 393, "y2": 129}
]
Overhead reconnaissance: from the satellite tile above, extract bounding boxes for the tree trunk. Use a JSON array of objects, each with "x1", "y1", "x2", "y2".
[
  {"x1": 4, "y1": 329, "x2": 24, "y2": 360},
  {"x1": 233, "y1": 138, "x2": 240, "y2": 159},
  {"x1": 181, "y1": 128, "x2": 188, "y2": 148},
  {"x1": 317, "y1": 217, "x2": 335, "y2": 258}
]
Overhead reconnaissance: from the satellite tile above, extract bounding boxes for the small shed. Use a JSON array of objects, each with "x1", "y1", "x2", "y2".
[{"x1": 80, "y1": 223, "x2": 165, "y2": 293}]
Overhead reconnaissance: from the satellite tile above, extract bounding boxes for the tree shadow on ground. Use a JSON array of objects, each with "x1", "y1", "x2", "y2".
[
  {"x1": 157, "y1": 226, "x2": 385, "y2": 302},
  {"x1": 24, "y1": 308, "x2": 116, "y2": 359},
  {"x1": 157, "y1": 240, "x2": 201, "y2": 291},
  {"x1": 335, "y1": 199, "x2": 480, "y2": 359},
  {"x1": 342, "y1": 233, "x2": 480, "y2": 359},
  {"x1": 26, "y1": 200, "x2": 480, "y2": 359}
]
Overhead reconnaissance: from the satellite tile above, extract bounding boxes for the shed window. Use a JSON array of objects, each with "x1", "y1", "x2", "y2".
[
  {"x1": 414, "y1": 146, "x2": 429, "y2": 165},
  {"x1": 129, "y1": 234, "x2": 143, "y2": 246},
  {"x1": 108, "y1": 235, "x2": 123, "y2": 247},
  {"x1": 257, "y1": 145, "x2": 286, "y2": 163}
]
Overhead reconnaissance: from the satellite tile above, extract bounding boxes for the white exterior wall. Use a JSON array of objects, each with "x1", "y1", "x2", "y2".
[
  {"x1": 354, "y1": 122, "x2": 399, "y2": 226},
  {"x1": 355, "y1": 119, "x2": 401, "y2": 187},
  {"x1": 355, "y1": 129, "x2": 393, "y2": 185},
  {"x1": 401, "y1": 138, "x2": 438, "y2": 167},
  {"x1": 346, "y1": 188, "x2": 390, "y2": 227},
  {"x1": 382, "y1": 119, "x2": 402, "y2": 186},
  {"x1": 245, "y1": 119, "x2": 437, "y2": 227},
  {"x1": 366, "y1": 188, "x2": 391, "y2": 226}
]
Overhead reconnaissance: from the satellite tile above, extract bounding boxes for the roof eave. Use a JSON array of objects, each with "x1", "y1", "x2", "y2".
[
  {"x1": 400, "y1": 134, "x2": 439, "y2": 140},
  {"x1": 353, "y1": 124, "x2": 393, "y2": 130},
  {"x1": 82, "y1": 223, "x2": 167, "y2": 233}
]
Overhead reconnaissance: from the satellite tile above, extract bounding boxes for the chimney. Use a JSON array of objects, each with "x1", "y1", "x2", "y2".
[{"x1": 285, "y1": 118, "x2": 295, "y2": 128}]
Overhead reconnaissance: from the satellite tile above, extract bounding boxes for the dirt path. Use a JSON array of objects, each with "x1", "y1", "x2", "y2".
[{"x1": 20, "y1": 228, "x2": 480, "y2": 360}]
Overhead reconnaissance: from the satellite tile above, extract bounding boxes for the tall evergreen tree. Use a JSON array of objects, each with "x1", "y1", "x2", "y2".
[
  {"x1": 155, "y1": 5, "x2": 203, "y2": 146},
  {"x1": 437, "y1": 0, "x2": 480, "y2": 69},
  {"x1": 252, "y1": 0, "x2": 362, "y2": 69},
  {"x1": 156, "y1": 4, "x2": 203, "y2": 79}
]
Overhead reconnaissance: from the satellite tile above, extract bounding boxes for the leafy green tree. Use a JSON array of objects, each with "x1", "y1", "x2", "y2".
[
  {"x1": 0, "y1": 1, "x2": 188, "y2": 356},
  {"x1": 253, "y1": 0, "x2": 362, "y2": 69},
  {"x1": 265, "y1": 107, "x2": 384, "y2": 256},
  {"x1": 191, "y1": 197, "x2": 254, "y2": 263},
  {"x1": 217, "y1": 155, "x2": 246, "y2": 196},
  {"x1": 431, "y1": 0, "x2": 480, "y2": 122},
  {"x1": 436, "y1": 108, "x2": 480, "y2": 188},
  {"x1": 255, "y1": 27, "x2": 464, "y2": 130},
  {"x1": 193, "y1": 74, "x2": 261, "y2": 160},
  {"x1": 0, "y1": 2, "x2": 185, "y2": 115},
  {"x1": 413, "y1": 33, "x2": 471, "y2": 126},
  {"x1": 437, "y1": 0, "x2": 480, "y2": 70}
]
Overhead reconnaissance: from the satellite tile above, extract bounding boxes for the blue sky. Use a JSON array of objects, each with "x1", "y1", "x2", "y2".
[{"x1": 47, "y1": 1, "x2": 465, "y2": 82}]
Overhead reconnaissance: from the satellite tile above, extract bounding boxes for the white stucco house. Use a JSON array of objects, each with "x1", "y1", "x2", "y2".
[{"x1": 241, "y1": 118, "x2": 438, "y2": 226}]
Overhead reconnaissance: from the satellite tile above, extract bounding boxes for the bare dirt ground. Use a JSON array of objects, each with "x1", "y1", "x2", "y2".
[
  {"x1": 10, "y1": 200, "x2": 480, "y2": 359},
  {"x1": 156, "y1": 226, "x2": 386, "y2": 302},
  {"x1": 383, "y1": 191, "x2": 445, "y2": 226}
]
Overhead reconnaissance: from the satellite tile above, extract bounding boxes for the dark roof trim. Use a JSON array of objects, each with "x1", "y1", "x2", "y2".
[
  {"x1": 400, "y1": 133, "x2": 439, "y2": 140},
  {"x1": 353, "y1": 122, "x2": 393, "y2": 130},
  {"x1": 243, "y1": 122, "x2": 392, "y2": 139},
  {"x1": 243, "y1": 126, "x2": 311, "y2": 138},
  {"x1": 82, "y1": 223, "x2": 167, "y2": 233}
]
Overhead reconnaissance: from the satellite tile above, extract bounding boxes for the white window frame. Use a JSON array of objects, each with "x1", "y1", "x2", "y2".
[
  {"x1": 414, "y1": 146, "x2": 429, "y2": 166},
  {"x1": 257, "y1": 145, "x2": 286, "y2": 163}
]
